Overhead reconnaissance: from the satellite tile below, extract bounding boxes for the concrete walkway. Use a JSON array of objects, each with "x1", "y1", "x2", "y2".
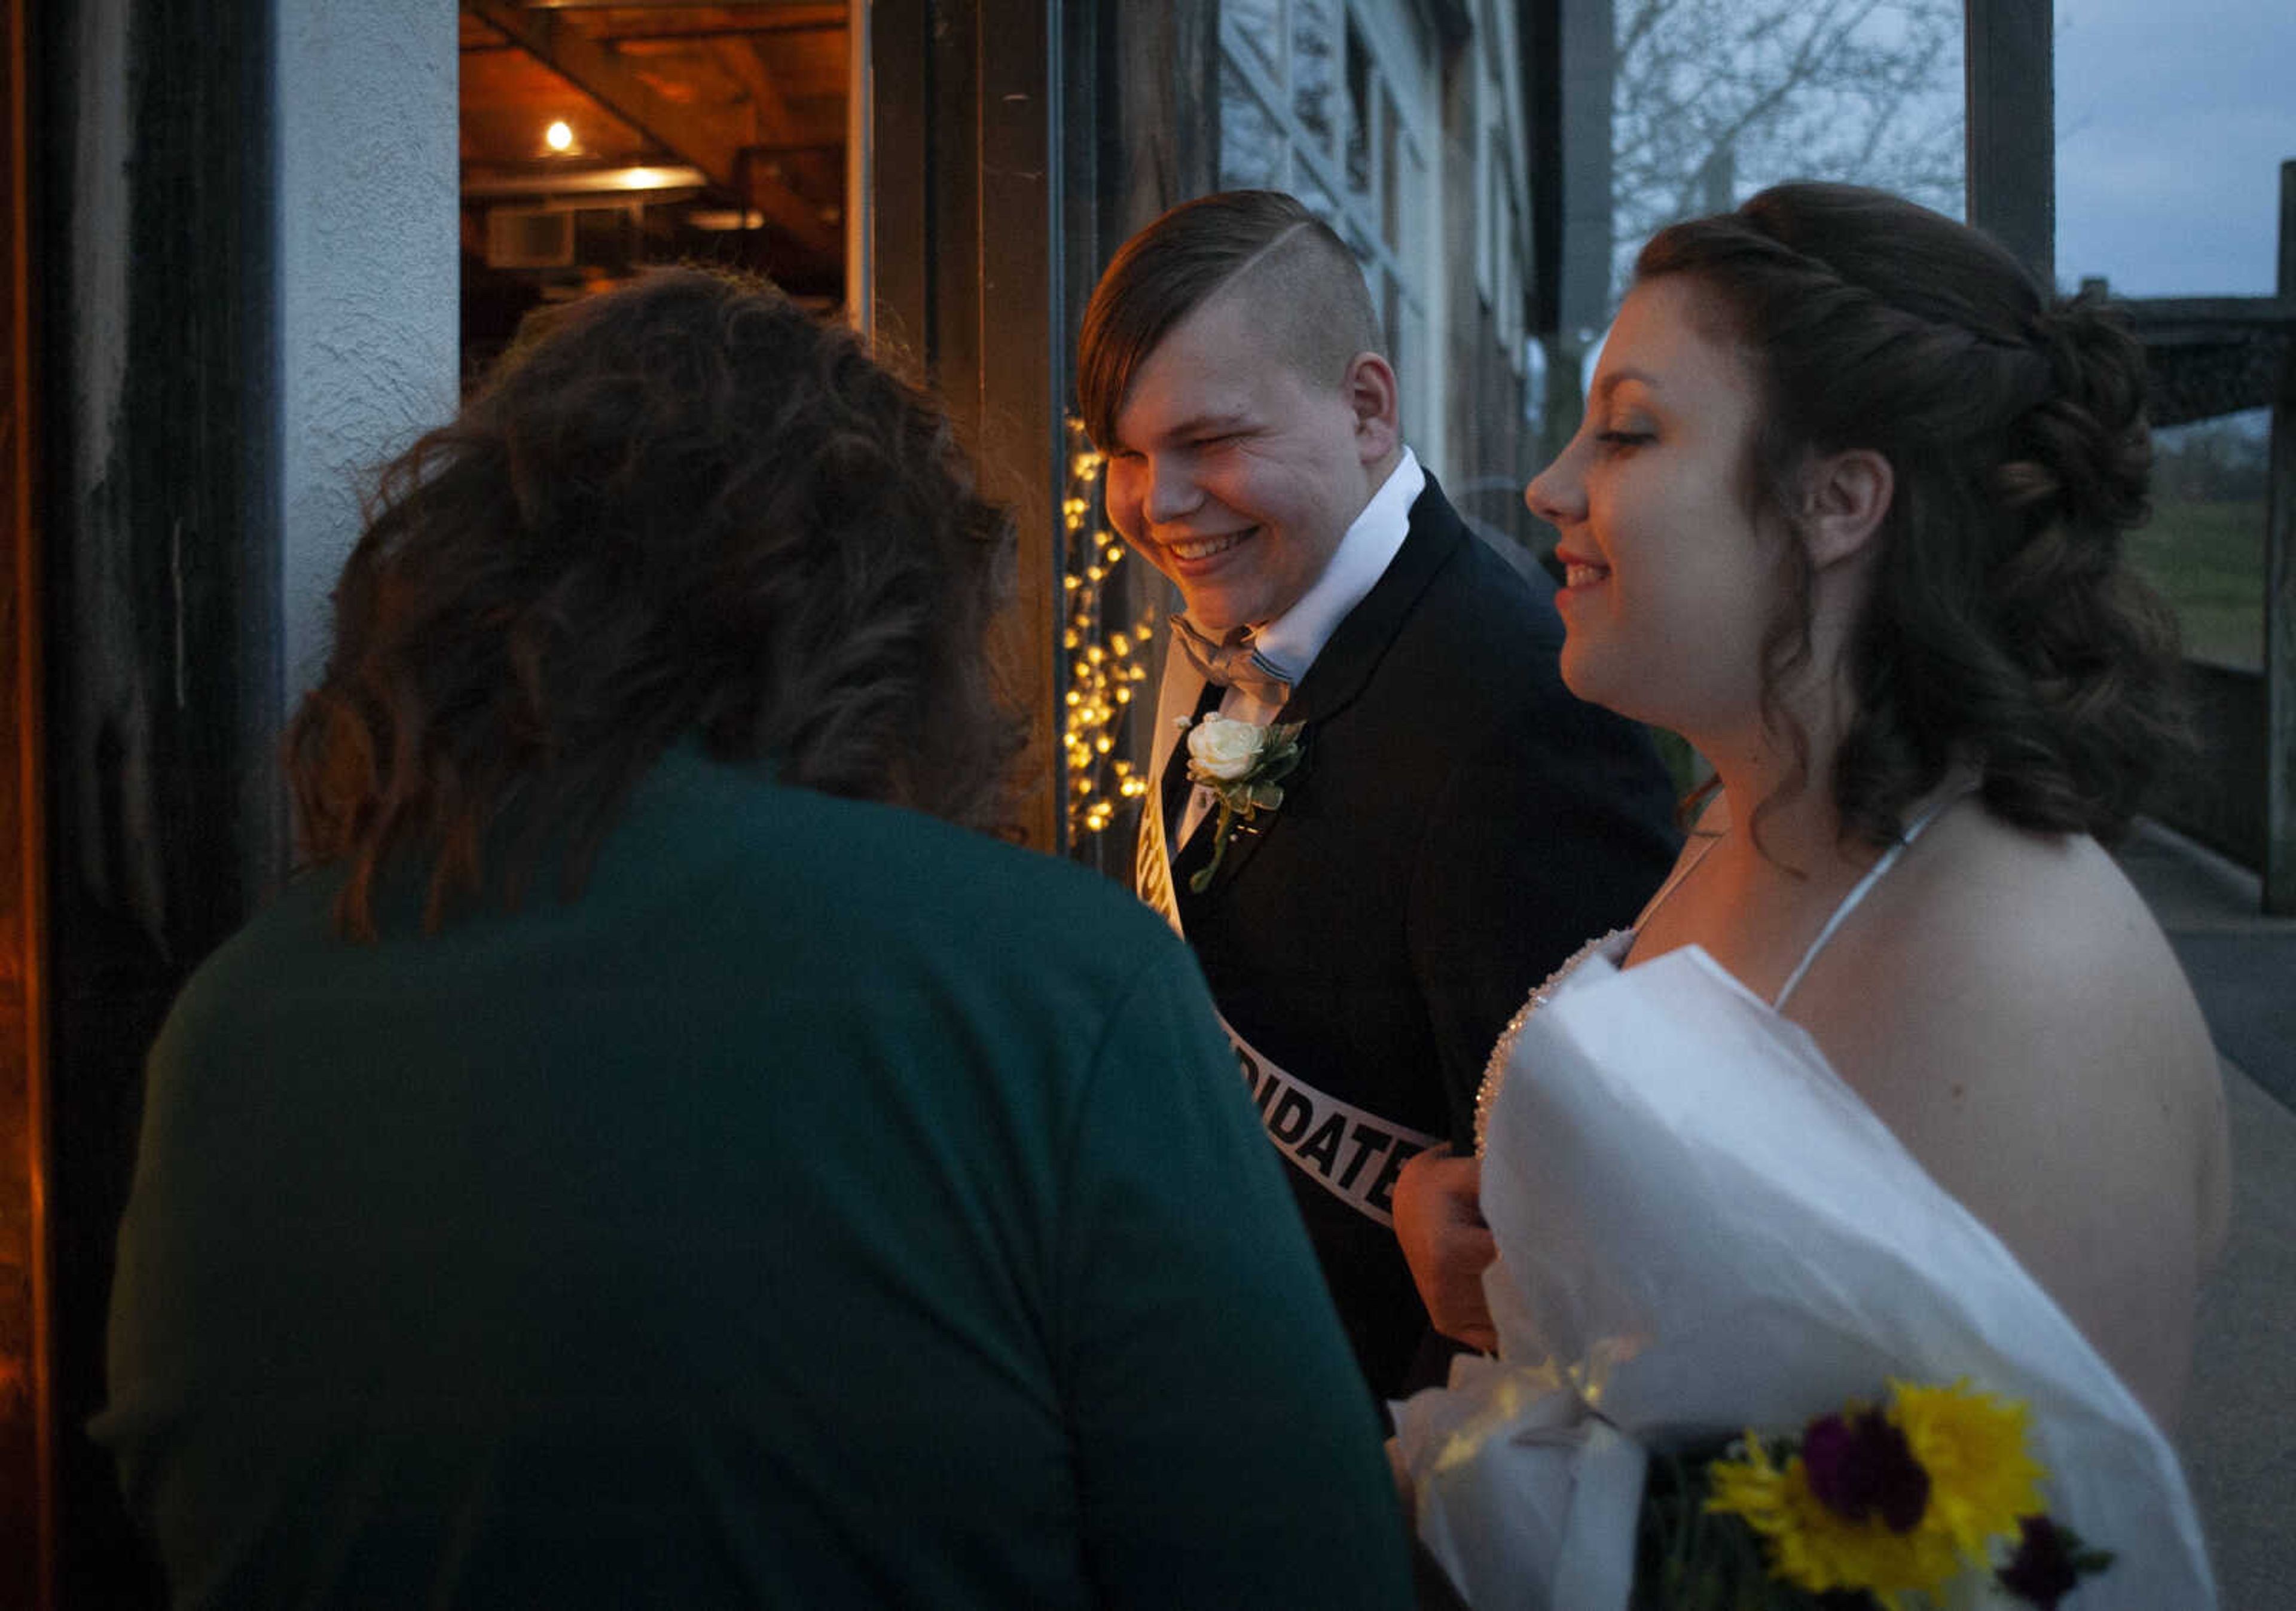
[{"x1": 2118, "y1": 821, "x2": 2296, "y2": 1611}]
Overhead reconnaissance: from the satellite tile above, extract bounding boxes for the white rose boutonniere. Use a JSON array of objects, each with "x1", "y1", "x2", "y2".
[{"x1": 1181, "y1": 714, "x2": 1305, "y2": 892}]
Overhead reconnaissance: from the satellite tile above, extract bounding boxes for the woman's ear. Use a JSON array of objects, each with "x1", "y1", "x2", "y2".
[{"x1": 1799, "y1": 448, "x2": 1893, "y2": 570}]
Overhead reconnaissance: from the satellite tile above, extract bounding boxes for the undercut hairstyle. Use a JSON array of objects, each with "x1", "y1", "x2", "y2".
[
  {"x1": 287, "y1": 266, "x2": 1020, "y2": 939},
  {"x1": 1077, "y1": 189, "x2": 1384, "y2": 449},
  {"x1": 1637, "y1": 182, "x2": 2187, "y2": 848}
]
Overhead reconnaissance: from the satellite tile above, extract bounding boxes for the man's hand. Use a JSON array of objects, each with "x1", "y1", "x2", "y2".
[{"x1": 1392, "y1": 1148, "x2": 1498, "y2": 1353}]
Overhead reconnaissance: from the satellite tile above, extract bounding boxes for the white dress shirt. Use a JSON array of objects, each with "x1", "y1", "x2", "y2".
[{"x1": 1178, "y1": 448, "x2": 1425, "y2": 840}]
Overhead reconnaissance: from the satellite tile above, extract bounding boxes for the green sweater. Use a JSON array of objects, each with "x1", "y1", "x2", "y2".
[{"x1": 97, "y1": 746, "x2": 1409, "y2": 1608}]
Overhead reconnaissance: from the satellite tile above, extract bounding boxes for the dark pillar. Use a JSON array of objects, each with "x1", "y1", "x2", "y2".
[
  {"x1": 869, "y1": 0, "x2": 1063, "y2": 853},
  {"x1": 2, "y1": 0, "x2": 50, "y2": 1600},
  {"x1": 2266, "y1": 160, "x2": 2294, "y2": 914},
  {"x1": 1530, "y1": 0, "x2": 1614, "y2": 505},
  {"x1": 35, "y1": 1, "x2": 283, "y2": 1602},
  {"x1": 1965, "y1": 0, "x2": 2053, "y2": 288}
]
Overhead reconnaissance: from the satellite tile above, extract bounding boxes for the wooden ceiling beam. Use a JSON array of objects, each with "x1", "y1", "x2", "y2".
[
  {"x1": 465, "y1": 0, "x2": 839, "y2": 263},
  {"x1": 707, "y1": 36, "x2": 801, "y2": 150},
  {"x1": 593, "y1": 19, "x2": 845, "y2": 44}
]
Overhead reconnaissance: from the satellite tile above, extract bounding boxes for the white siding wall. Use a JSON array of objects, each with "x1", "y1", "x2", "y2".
[{"x1": 275, "y1": 2, "x2": 460, "y2": 702}]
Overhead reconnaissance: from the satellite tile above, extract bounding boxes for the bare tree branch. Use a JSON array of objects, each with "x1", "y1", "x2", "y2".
[{"x1": 1606, "y1": 0, "x2": 1963, "y2": 307}]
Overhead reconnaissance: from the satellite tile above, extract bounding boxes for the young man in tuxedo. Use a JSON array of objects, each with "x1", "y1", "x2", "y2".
[{"x1": 1078, "y1": 189, "x2": 1681, "y2": 1402}]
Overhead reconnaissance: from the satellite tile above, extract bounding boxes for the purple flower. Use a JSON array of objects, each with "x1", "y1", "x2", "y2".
[
  {"x1": 1800, "y1": 1408, "x2": 1929, "y2": 1533},
  {"x1": 1998, "y1": 1515, "x2": 2110, "y2": 1609}
]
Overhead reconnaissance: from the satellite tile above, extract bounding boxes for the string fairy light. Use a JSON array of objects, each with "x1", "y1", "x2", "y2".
[{"x1": 1060, "y1": 415, "x2": 1157, "y2": 842}]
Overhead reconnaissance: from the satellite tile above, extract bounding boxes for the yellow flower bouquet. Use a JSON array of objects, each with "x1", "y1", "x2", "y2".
[{"x1": 1635, "y1": 1378, "x2": 2112, "y2": 1609}]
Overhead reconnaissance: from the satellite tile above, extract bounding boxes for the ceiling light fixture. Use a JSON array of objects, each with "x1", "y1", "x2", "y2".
[{"x1": 463, "y1": 164, "x2": 711, "y2": 199}]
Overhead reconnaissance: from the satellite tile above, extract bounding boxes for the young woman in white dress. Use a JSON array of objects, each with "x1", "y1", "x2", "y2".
[{"x1": 1394, "y1": 182, "x2": 2230, "y2": 1435}]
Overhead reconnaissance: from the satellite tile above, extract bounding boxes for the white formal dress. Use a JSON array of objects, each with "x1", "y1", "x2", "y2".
[{"x1": 1394, "y1": 796, "x2": 2217, "y2": 1610}]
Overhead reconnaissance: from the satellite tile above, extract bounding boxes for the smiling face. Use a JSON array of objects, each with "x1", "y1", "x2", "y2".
[
  {"x1": 1102, "y1": 284, "x2": 1396, "y2": 635},
  {"x1": 1524, "y1": 274, "x2": 1792, "y2": 741}
]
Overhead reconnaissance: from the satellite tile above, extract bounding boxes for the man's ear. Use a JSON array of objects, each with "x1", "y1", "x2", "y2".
[
  {"x1": 1342, "y1": 351, "x2": 1401, "y2": 464},
  {"x1": 1799, "y1": 447, "x2": 1893, "y2": 570}
]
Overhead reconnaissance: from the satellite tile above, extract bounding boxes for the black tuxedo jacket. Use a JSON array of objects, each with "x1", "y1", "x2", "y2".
[{"x1": 1150, "y1": 475, "x2": 1681, "y2": 1400}]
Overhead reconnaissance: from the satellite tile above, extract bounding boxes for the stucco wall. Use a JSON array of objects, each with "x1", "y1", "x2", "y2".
[{"x1": 276, "y1": 1, "x2": 459, "y2": 702}]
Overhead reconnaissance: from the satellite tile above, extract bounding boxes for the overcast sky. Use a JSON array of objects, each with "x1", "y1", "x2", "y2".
[{"x1": 2054, "y1": 0, "x2": 2296, "y2": 297}]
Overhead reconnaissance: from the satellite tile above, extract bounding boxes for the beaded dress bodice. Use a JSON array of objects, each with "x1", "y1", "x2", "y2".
[
  {"x1": 1471, "y1": 785, "x2": 1973, "y2": 1157},
  {"x1": 1473, "y1": 927, "x2": 1632, "y2": 1155}
]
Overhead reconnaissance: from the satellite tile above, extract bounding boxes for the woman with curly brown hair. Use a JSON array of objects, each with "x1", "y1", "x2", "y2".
[
  {"x1": 96, "y1": 268, "x2": 1412, "y2": 1609},
  {"x1": 1396, "y1": 182, "x2": 2227, "y2": 1484}
]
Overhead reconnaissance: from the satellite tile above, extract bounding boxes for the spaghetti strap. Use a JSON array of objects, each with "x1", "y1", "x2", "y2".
[{"x1": 1772, "y1": 787, "x2": 1973, "y2": 1010}]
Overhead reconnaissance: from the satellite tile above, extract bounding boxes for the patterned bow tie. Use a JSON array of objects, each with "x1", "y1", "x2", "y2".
[{"x1": 1168, "y1": 615, "x2": 1293, "y2": 707}]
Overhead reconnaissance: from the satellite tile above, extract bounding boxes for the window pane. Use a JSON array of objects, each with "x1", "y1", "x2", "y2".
[
  {"x1": 1344, "y1": 17, "x2": 1372, "y2": 201},
  {"x1": 1290, "y1": 165, "x2": 1341, "y2": 234},
  {"x1": 1382, "y1": 275, "x2": 1407, "y2": 438},
  {"x1": 1477, "y1": 124, "x2": 1495, "y2": 301},
  {"x1": 1495, "y1": 149, "x2": 1522, "y2": 347},
  {"x1": 1399, "y1": 138, "x2": 1427, "y2": 269},
  {"x1": 1402, "y1": 299, "x2": 1428, "y2": 448},
  {"x1": 1291, "y1": 0, "x2": 1338, "y2": 160},
  {"x1": 1607, "y1": 0, "x2": 1964, "y2": 307},
  {"x1": 1381, "y1": 84, "x2": 1400, "y2": 248},
  {"x1": 1289, "y1": 168, "x2": 1374, "y2": 275},
  {"x1": 1224, "y1": 0, "x2": 1282, "y2": 82},
  {"x1": 1218, "y1": 56, "x2": 1287, "y2": 191},
  {"x1": 2126, "y1": 411, "x2": 2270, "y2": 671}
]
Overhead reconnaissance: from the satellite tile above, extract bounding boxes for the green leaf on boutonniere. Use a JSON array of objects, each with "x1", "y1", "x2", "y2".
[{"x1": 1183, "y1": 716, "x2": 1307, "y2": 893}]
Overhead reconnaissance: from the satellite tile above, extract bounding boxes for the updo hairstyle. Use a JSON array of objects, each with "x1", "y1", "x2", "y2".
[{"x1": 1638, "y1": 182, "x2": 2187, "y2": 847}]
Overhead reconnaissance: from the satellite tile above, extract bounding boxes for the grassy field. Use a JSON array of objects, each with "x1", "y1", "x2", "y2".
[{"x1": 2128, "y1": 497, "x2": 2265, "y2": 671}]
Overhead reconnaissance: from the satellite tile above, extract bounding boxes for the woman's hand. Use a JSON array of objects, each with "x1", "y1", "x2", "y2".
[{"x1": 1393, "y1": 1148, "x2": 1498, "y2": 1353}]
